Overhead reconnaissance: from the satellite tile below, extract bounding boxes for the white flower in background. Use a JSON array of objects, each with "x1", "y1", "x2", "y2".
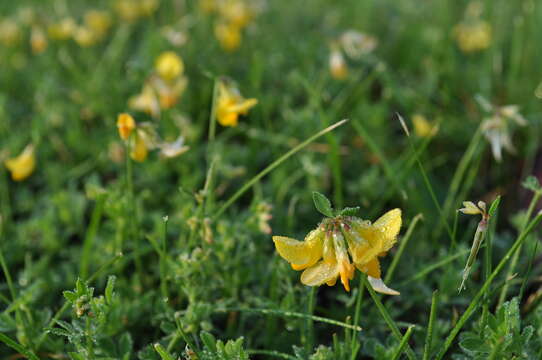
[
  {"x1": 477, "y1": 96, "x2": 527, "y2": 162},
  {"x1": 339, "y1": 30, "x2": 377, "y2": 59}
]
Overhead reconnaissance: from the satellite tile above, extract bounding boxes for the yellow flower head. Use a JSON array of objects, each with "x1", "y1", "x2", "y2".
[
  {"x1": 4, "y1": 144, "x2": 36, "y2": 181},
  {"x1": 84, "y1": 10, "x2": 112, "y2": 37},
  {"x1": 48, "y1": 18, "x2": 76, "y2": 41},
  {"x1": 273, "y1": 209, "x2": 402, "y2": 294},
  {"x1": 453, "y1": 20, "x2": 491, "y2": 53},
  {"x1": 73, "y1": 26, "x2": 98, "y2": 47},
  {"x1": 31, "y1": 26, "x2": 48, "y2": 54},
  {"x1": 218, "y1": 0, "x2": 253, "y2": 28},
  {"x1": 214, "y1": 22, "x2": 242, "y2": 52},
  {"x1": 131, "y1": 129, "x2": 149, "y2": 162},
  {"x1": 216, "y1": 80, "x2": 257, "y2": 127},
  {"x1": 129, "y1": 83, "x2": 161, "y2": 118},
  {"x1": 155, "y1": 51, "x2": 184, "y2": 82},
  {"x1": 0, "y1": 19, "x2": 22, "y2": 46},
  {"x1": 412, "y1": 114, "x2": 438, "y2": 138},
  {"x1": 117, "y1": 113, "x2": 136, "y2": 140}
]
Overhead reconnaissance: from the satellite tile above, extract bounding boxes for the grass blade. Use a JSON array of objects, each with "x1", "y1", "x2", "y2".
[{"x1": 422, "y1": 290, "x2": 439, "y2": 360}]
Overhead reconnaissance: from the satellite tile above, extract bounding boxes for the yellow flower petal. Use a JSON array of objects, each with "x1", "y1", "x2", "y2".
[
  {"x1": 368, "y1": 276, "x2": 400, "y2": 296},
  {"x1": 117, "y1": 113, "x2": 136, "y2": 140},
  {"x1": 273, "y1": 230, "x2": 323, "y2": 268},
  {"x1": 300, "y1": 260, "x2": 339, "y2": 287},
  {"x1": 373, "y1": 208, "x2": 402, "y2": 252},
  {"x1": 459, "y1": 201, "x2": 481, "y2": 215},
  {"x1": 4, "y1": 144, "x2": 36, "y2": 181},
  {"x1": 130, "y1": 131, "x2": 148, "y2": 162},
  {"x1": 356, "y1": 257, "x2": 381, "y2": 278},
  {"x1": 155, "y1": 51, "x2": 184, "y2": 81}
]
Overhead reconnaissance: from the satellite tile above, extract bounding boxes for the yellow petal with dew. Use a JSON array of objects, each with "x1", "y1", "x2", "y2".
[
  {"x1": 300, "y1": 261, "x2": 339, "y2": 287},
  {"x1": 273, "y1": 231, "x2": 322, "y2": 268},
  {"x1": 5, "y1": 144, "x2": 36, "y2": 181},
  {"x1": 373, "y1": 208, "x2": 402, "y2": 252},
  {"x1": 356, "y1": 257, "x2": 381, "y2": 278}
]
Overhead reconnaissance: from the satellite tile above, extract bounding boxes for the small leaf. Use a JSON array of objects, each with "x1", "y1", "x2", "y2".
[
  {"x1": 63, "y1": 291, "x2": 78, "y2": 303},
  {"x1": 105, "y1": 276, "x2": 116, "y2": 304},
  {"x1": 200, "y1": 330, "x2": 217, "y2": 352},
  {"x1": 522, "y1": 176, "x2": 541, "y2": 193},
  {"x1": 75, "y1": 278, "x2": 86, "y2": 295},
  {"x1": 488, "y1": 196, "x2": 501, "y2": 217},
  {"x1": 312, "y1": 192, "x2": 334, "y2": 217},
  {"x1": 153, "y1": 343, "x2": 175, "y2": 360},
  {"x1": 338, "y1": 207, "x2": 360, "y2": 216}
]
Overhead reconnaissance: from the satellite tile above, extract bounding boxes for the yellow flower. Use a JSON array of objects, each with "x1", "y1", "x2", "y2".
[
  {"x1": 453, "y1": 20, "x2": 491, "y2": 53},
  {"x1": 31, "y1": 26, "x2": 47, "y2": 54},
  {"x1": 273, "y1": 209, "x2": 402, "y2": 294},
  {"x1": 47, "y1": 18, "x2": 76, "y2": 40},
  {"x1": 329, "y1": 47, "x2": 348, "y2": 80},
  {"x1": 214, "y1": 22, "x2": 241, "y2": 52},
  {"x1": 4, "y1": 144, "x2": 36, "y2": 181},
  {"x1": 73, "y1": 26, "x2": 97, "y2": 47},
  {"x1": 84, "y1": 10, "x2": 112, "y2": 38},
  {"x1": 218, "y1": 0, "x2": 253, "y2": 28},
  {"x1": 412, "y1": 114, "x2": 438, "y2": 137},
  {"x1": 117, "y1": 113, "x2": 136, "y2": 140},
  {"x1": 216, "y1": 80, "x2": 257, "y2": 127},
  {"x1": 129, "y1": 83, "x2": 161, "y2": 118},
  {"x1": 199, "y1": 0, "x2": 217, "y2": 13},
  {"x1": 139, "y1": 0, "x2": 160, "y2": 16},
  {"x1": 155, "y1": 51, "x2": 184, "y2": 82},
  {"x1": 0, "y1": 19, "x2": 22, "y2": 46},
  {"x1": 131, "y1": 129, "x2": 149, "y2": 162}
]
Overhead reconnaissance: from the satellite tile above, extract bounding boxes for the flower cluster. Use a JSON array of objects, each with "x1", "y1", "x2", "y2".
[
  {"x1": 116, "y1": 113, "x2": 189, "y2": 162},
  {"x1": 329, "y1": 30, "x2": 377, "y2": 80},
  {"x1": 200, "y1": 0, "x2": 262, "y2": 52},
  {"x1": 273, "y1": 208, "x2": 402, "y2": 294},
  {"x1": 129, "y1": 51, "x2": 188, "y2": 118}
]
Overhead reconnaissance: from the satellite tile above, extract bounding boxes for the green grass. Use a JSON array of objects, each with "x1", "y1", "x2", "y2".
[{"x1": 1, "y1": 0, "x2": 542, "y2": 359}]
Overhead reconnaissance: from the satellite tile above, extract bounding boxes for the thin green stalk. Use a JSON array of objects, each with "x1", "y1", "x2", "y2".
[
  {"x1": 422, "y1": 291, "x2": 439, "y2": 360},
  {"x1": 385, "y1": 213, "x2": 422, "y2": 283},
  {"x1": 304, "y1": 287, "x2": 316, "y2": 353},
  {"x1": 435, "y1": 129, "x2": 483, "y2": 238},
  {"x1": 173, "y1": 315, "x2": 202, "y2": 358},
  {"x1": 435, "y1": 211, "x2": 542, "y2": 360},
  {"x1": 247, "y1": 350, "x2": 297, "y2": 360},
  {"x1": 79, "y1": 194, "x2": 107, "y2": 279},
  {"x1": 349, "y1": 275, "x2": 366, "y2": 360},
  {"x1": 125, "y1": 134, "x2": 142, "y2": 279},
  {"x1": 498, "y1": 191, "x2": 541, "y2": 307},
  {"x1": 207, "y1": 79, "x2": 219, "y2": 143},
  {"x1": 0, "y1": 167, "x2": 11, "y2": 236},
  {"x1": 391, "y1": 326, "x2": 415, "y2": 360},
  {"x1": 160, "y1": 216, "x2": 169, "y2": 300},
  {"x1": 213, "y1": 119, "x2": 349, "y2": 220},
  {"x1": 86, "y1": 316, "x2": 94, "y2": 360},
  {"x1": 400, "y1": 249, "x2": 469, "y2": 286},
  {"x1": 217, "y1": 307, "x2": 362, "y2": 332},
  {"x1": 0, "y1": 333, "x2": 40, "y2": 360},
  {"x1": 363, "y1": 276, "x2": 417, "y2": 360},
  {"x1": 154, "y1": 343, "x2": 175, "y2": 360}
]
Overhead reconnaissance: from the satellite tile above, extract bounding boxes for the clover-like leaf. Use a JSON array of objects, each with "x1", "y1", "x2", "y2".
[{"x1": 312, "y1": 192, "x2": 334, "y2": 218}]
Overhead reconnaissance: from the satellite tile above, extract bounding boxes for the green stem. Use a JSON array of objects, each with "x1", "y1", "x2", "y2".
[
  {"x1": 79, "y1": 195, "x2": 106, "y2": 279},
  {"x1": 422, "y1": 291, "x2": 439, "y2": 360},
  {"x1": 212, "y1": 119, "x2": 348, "y2": 220},
  {"x1": 304, "y1": 287, "x2": 316, "y2": 353},
  {"x1": 207, "y1": 79, "x2": 219, "y2": 143},
  {"x1": 363, "y1": 276, "x2": 417, "y2": 360},
  {"x1": 435, "y1": 211, "x2": 542, "y2": 360},
  {"x1": 497, "y1": 191, "x2": 541, "y2": 307},
  {"x1": 349, "y1": 275, "x2": 365, "y2": 360},
  {"x1": 391, "y1": 326, "x2": 415, "y2": 360}
]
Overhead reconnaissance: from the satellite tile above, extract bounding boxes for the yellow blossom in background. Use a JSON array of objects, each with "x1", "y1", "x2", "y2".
[
  {"x1": 155, "y1": 51, "x2": 184, "y2": 82},
  {"x1": 214, "y1": 22, "x2": 241, "y2": 52},
  {"x1": 139, "y1": 0, "x2": 160, "y2": 16},
  {"x1": 115, "y1": 0, "x2": 159, "y2": 22},
  {"x1": 453, "y1": 20, "x2": 491, "y2": 53},
  {"x1": 329, "y1": 47, "x2": 348, "y2": 80},
  {"x1": 216, "y1": 80, "x2": 257, "y2": 127},
  {"x1": 73, "y1": 26, "x2": 97, "y2": 47},
  {"x1": 84, "y1": 10, "x2": 112, "y2": 38},
  {"x1": 151, "y1": 76, "x2": 188, "y2": 109},
  {"x1": 0, "y1": 19, "x2": 22, "y2": 46},
  {"x1": 47, "y1": 18, "x2": 76, "y2": 40},
  {"x1": 129, "y1": 83, "x2": 161, "y2": 118},
  {"x1": 117, "y1": 113, "x2": 136, "y2": 140},
  {"x1": 131, "y1": 129, "x2": 149, "y2": 162},
  {"x1": 4, "y1": 144, "x2": 36, "y2": 181},
  {"x1": 31, "y1": 26, "x2": 47, "y2": 54},
  {"x1": 199, "y1": 0, "x2": 217, "y2": 13},
  {"x1": 412, "y1": 114, "x2": 438, "y2": 137},
  {"x1": 218, "y1": 0, "x2": 253, "y2": 28},
  {"x1": 273, "y1": 209, "x2": 402, "y2": 294}
]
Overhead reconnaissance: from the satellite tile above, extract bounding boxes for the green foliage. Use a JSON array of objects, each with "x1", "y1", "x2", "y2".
[
  {"x1": 312, "y1": 192, "x2": 334, "y2": 218},
  {"x1": 456, "y1": 298, "x2": 535, "y2": 359}
]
